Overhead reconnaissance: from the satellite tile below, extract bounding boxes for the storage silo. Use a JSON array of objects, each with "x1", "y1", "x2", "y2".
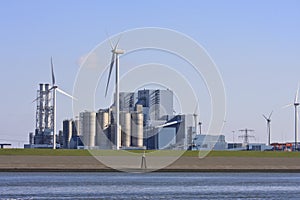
[
  {"x1": 135, "y1": 104, "x2": 143, "y2": 113},
  {"x1": 80, "y1": 111, "x2": 96, "y2": 148},
  {"x1": 110, "y1": 124, "x2": 121, "y2": 148},
  {"x1": 120, "y1": 111, "x2": 131, "y2": 147},
  {"x1": 96, "y1": 109, "x2": 110, "y2": 149},
  {"x1": 131, "y1": 112, "x2": 143, "y2": 147}
]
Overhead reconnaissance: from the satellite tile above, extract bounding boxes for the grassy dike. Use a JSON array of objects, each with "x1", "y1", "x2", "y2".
[
  {"x1": 0, "y1": 149, "x2": 300, "y2": 172},
  {"x1": 0, "y1": 149, "x2": 300, "y2": 157}
]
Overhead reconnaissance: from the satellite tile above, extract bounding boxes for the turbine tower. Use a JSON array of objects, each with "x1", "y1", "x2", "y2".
[
  {"x1": 193, "y1": 103, "x2": 198, "y2": 135},
  {"x1": 263, "y1": 111, "x2": 273, "y2": 146},
  {"x1": 105, "y1": 38, "x2": 124, "y2": 150},
  {"x1": 198, "y1": 122, "x2": 202, "y2": 135},
  {"x1": 283, "y1": 84, "x2": 300, "y2": 151},
  {"x1": 50, "y1": 57, "x2": 76, "y2": 149}
]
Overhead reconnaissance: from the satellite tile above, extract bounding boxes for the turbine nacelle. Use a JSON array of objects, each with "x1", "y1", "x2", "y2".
[{"x1": 112, "y1": 49, "x2": 125, "y2": 55}]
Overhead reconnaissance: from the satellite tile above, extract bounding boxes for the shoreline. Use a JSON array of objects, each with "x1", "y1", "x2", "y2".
[{"x1": 1, "y1": 168, "x2": 300, "y2": 173}]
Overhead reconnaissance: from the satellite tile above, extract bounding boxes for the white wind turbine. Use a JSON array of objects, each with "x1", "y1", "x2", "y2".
[
  {"x1": 192, "y1": 103, "x2": 199, "y2": 135},
  {"x1": 262, "y1": 111, "x2": 273, "y2": 146},
  {"x1": 50, "y1": 57, "x2": 76, "y2": 149},
  {"x1": 283, "y1": 83, "x2": 300, "y2": 151},
  {"x1": 105, "y1": 38, "x2": 124, "y2": 150}
]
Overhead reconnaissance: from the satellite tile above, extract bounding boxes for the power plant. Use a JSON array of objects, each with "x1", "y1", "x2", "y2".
[
  {"x1": 23, "y1": 50, "x2": 300, "y2": 152},
  {"x1": 31, "y1": 83, "x2": 54, "y2": 148},
  {"x1": 26, "y1": 86, "x2": 196, "y2": 150},
  {"x1": 72, "y1": 88, "x2": 194, "y2": 150}
]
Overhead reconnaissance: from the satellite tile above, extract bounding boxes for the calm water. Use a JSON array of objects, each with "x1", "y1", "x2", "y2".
[{"x1": 0, "y1": 172, "x2": 300, "y2": 199}]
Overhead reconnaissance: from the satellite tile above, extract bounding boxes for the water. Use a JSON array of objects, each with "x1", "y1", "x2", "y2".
[{"x1": 0, "y1": 172, "x2": 300, "y2": 199}]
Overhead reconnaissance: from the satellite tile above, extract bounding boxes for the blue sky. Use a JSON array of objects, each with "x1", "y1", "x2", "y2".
[{"x1": 0, "y1": 0, "x2": 300, "y2": 147}]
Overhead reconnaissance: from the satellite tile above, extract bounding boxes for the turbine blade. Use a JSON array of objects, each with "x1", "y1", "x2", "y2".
[
  {"x1": 262, "y1": 114, "x2": 268, "y2": 121},
  {"x1": 56, "y1": 88, "x2": 77, "y2": 100},
  {"x1": 105, "y1": 54, "x2": 115, "y2": 97},
  {"x1": 295, "y1": 82, "x2": 300, "y2": 103},
  {"x1": 51, "y1": 57, "x2": 55, "y2": 85},
  {"x1": 156, "y1": 121, "x2": 180, "y2": 128},
  {"x1": 114, "y1": 35, "x2": 122, "y2": 50},
  {"x1": 32, "y1": 97, "x2": 39, "y2": 103},
  {"x1": 282, "y1": 104, "x2": 293, "y2": 109},
  {"x1": 193, "y1": 101, "x2": 198, "y2": 114},
  {"x1": 269, "y1": 110, "x2": 273, "y2": 119},
  {"x1": 105, "y1": 31, "x2": 114, "y2": 50}
]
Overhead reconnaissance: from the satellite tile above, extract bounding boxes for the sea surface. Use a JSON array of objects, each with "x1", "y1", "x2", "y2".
[{"x1": 0, "y1": 172, "x2": 300, "y2": 199}]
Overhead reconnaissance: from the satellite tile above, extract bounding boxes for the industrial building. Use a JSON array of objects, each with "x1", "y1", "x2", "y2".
[
  {"x1": 227, "y1": 143, "x2": 273, "y2": 151},
  {"x1": 61, "y1": 119, "x2": 81, "y2": 149},
  {"x1": 192, "y1": 134, "x2": 227, "y2": 150},
  {"x1": 26, "y1": 86, "x2": 197, "y2": 150},
  {"x1": 69, "y1": 89, "x2": 195, "y2": 150},
  {"x1": 25, "y1": 83, "x2": 55, "y2": 149}
]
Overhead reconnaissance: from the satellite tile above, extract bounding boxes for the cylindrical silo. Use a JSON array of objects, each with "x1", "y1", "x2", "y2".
[
  {"x1": 120, "y1": 111, "x2": 131, "y2": 147},
  {"x1": 131, "y1": 112, "x2": 143, "y2": 147},
  {"x1": 72, "y1": 119, "x2": 80, "y2": 137},
  {"x1": 80, "y1": 111, "x2": 96, "y2": 148},
  {"x1": 96, "y1": 109, "x2": 110, "y2": 149},
  {"x1": 135, "y1": 104, "x2": 143, "y2": 113},
  {"x1": 110, "y1": 124, "x2": 121, "y2": 148}
]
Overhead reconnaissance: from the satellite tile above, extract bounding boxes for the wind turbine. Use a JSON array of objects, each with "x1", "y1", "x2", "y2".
[
  {"x1": 49, "y1": 57, "x2": 76, "y2": 149},
  {"x1": 263, "y1": 111, "x2": 273, "y2": 146},
  {"x1": 193, "y1": 103, "x2": 198, "y2": 135},
  {"x1": 105, "y1": 38, "x2": 124, "y2": 150},
  {"x1": 283, "y1": 84, "x2": 300, "y2": 151}
]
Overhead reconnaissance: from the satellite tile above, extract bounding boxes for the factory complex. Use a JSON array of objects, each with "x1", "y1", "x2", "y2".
[
  {"x1": 24, "y1": 84, "x2": 295, "y2": 152},
  {"x1": 25, "y1": 86, "x2": 199, "y2": 150}
]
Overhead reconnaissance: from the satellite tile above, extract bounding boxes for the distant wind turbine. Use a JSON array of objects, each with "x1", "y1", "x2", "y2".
[
  {"x1": 262, "y1": 111, "x2": 273, "y2": 146},
  {"x1": 49, "y1": 57, "x2": 76, "y2": 149},
  {"x1": 193, "y1": 103, "x2": 198, "y2": 135},
  {"x1": 104, "y1": 37, "x2": 124, "y2": 150},
  {"x1": 283, "y1": 83, "x2": 300, "y2": 151}
]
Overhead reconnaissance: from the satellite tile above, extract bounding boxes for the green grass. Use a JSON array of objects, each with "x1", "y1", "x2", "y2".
[
  {"x1": 0, "y1": 149, "x2": 91, "y2": 156},
  {"x1": 194, "y1": 151, "x2": 300, "y2": 158},
  {"x1": 0, "y1": 149, "x2": 300, "y2": 157}
]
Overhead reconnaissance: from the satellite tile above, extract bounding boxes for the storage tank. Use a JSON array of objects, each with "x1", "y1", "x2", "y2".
[
  {"x1": 120, "y1": 111, "x2": 131, "y2": 147},
  {"x1": 131, "y1": 112, "x2": 143, "y2": 147},
  {"x1": 96, "y1": 109, "x2": 110, "y2": 148},
  {"x1": 110, "y1": 124, "x2": 121, "y2": 148},
  {"x1": 135, "y1": 104, "x2": 143, "y2": 113},
  {"x1": 80, "y1": 111, "x2": 96, "y2": 148},
  {"x1": 72, "y1": 119, "x2": 80, "y2": 137}
]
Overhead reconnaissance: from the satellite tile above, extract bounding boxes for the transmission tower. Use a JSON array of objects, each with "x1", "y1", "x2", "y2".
[{"x1": 239, "y1": 129, "x2": 255, "y2": 147}]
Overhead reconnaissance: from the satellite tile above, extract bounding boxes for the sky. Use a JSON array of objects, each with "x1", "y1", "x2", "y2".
[{"x1": 0, "y1": 0, "x2": 299, "y2": 147}]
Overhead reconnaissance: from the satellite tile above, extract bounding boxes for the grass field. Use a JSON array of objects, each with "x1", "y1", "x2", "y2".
[{"x1": 0, "y1": 149, "x2": 300, "y2": 157}]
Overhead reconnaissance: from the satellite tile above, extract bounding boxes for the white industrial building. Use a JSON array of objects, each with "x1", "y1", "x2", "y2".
[{"x1": 193, "y1": 134, "x2": 227, "y2": 150}]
